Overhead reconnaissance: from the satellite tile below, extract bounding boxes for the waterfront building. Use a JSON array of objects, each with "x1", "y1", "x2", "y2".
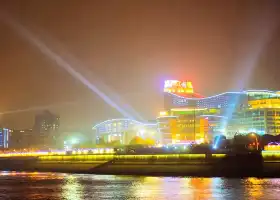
[
  {"x1": 157, "y1": 116, "x2": 177, "y2": 144},
  {"x1": 228, "y1": 106, "x2": 280, "y2": 137},
  {"x1": 159, "y1": 80, "x2": 280, "y2": 142},
  {"x1": 157, "y1": 108, "x2": 212, "y2": 144},
  {"x1": 92, "y1": 81, "x2": 280, "y2": 146},
  {"x1": 93, "y1": 118, "x2": 158, "y2": 146}
]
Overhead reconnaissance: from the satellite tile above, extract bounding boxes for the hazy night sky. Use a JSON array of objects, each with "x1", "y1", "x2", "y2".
[{"x1": 0, "y1": 0, "x2": 279, "y2": 131}]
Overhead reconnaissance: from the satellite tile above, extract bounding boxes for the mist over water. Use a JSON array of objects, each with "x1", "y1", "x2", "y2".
[{"x1": 0, "y1": 172, "x2": 279, "y2": 200}]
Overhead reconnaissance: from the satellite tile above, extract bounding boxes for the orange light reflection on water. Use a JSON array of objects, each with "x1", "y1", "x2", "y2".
[
  {"x1": 245, "y1": 178, "x2": 265, "y2": 199},
  {"x1": 132, "y1": 176, "x2": 214, "y2": 200},
  {"x1": 189, "y1": 178, "x2": 213, "y2": 199}
]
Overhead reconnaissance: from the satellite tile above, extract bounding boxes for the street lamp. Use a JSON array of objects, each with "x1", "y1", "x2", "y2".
[{"x1": 250, "y1": 133, "x2": 259, "y2": 151}]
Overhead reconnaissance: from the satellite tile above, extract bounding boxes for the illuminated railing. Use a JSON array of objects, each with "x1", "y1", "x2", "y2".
[
  {"x1": 261, "y1": 150, "x2": 280, "y2": 160},
  {"x1": 0, "y1": 151, "x2": 64, "y2": 157},
  {"x1": 38, "y1": 153, "x2": 227, "y2": 162},
  {"x1": 0, "y1": 150, "x2": 226, "y2": 162},
  {"x1": 41, "y1": 154, "x2": 227, "y2": 162},
  {"x1": 0, "y1": 148, "x2": 115, "y2": 158},
  {"x1": 39, "y1": 154, "x2": 115, "y2": 161}
]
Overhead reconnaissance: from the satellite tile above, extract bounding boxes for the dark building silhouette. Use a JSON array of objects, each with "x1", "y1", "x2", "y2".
[
  {"x1": 33, "y1": 110, "x2": 60, "y2": 149},
  {"x1": 9, "y1": 129, "x2": 33, "y2": 149},
  {"x1": 33, "y1": 110, "x2": 60, "y2": 134}
]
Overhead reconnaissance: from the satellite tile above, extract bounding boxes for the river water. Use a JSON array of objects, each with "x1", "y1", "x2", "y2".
[{"x1": 0, "y1": 172, "x2": 279, "y2": 200}]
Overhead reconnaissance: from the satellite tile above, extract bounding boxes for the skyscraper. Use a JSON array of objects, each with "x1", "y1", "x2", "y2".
[
  {"x1": 33, "y1": 110, "x2": 60, "y2": 149},
  {"x1": 33, "y1": 110, "x2": 60, "y2": 134}
]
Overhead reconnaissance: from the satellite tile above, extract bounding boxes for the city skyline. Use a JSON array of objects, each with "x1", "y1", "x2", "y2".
[
  {"x1": 2, "y1": 1, "x2": 280, "y2": 198},
  {"x1": 0, "y1": 1, "x2": 279, "y2": 130}
]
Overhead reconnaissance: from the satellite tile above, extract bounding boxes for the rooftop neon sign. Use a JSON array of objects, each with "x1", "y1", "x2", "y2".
[{"x1": 164, "y1": 80, "x2": 193, "y2": 93}]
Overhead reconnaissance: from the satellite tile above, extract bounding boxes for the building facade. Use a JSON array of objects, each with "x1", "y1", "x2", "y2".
[
  {"x1": 227, "y1": 100, "x2": 280, "y2": 137},
  {"x1": 0, "y1": 128, "x2": 10, "y2": 149},
  {"x1": 93, "y1": 119, "x2": 158, "y2": 146},
  {"x1": 158, "y1": 80, "x2": 280, "y2": 143},
  {"x1": 33, "y1": 110, "x2": 60, "y2": 134},
  {"x1": 9, "y1": 129, "x2": 33, "y2": 149},
  {"x1": 157, "y1": 108, "x2": 211, "y2": 144},
  {"x1": 157, "y1": 116, "x2": 178, "y2": 144}
]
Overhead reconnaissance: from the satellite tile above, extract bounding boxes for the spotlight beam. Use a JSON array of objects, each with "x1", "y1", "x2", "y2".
[
  {"x1": 0, "y1": 12, "x2": 136, "y2": 119},
  {"x1": 219, "y1": 14, "x2": 280, "y2": 141}
]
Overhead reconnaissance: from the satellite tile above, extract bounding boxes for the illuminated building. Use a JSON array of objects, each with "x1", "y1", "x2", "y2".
[
  {"x1": 202, "y1": 115, "x2": 226, "y2": 138},
  {"x1": 226, "y1": 91, "x2": 280, "y2": 137},
  {"x1": 93, "y1": 119, "x2": 158, "y2": 145},
  {"x1": 164, "y1": 91, "x2": 247, "y2": 110},
  {"x1": 157, "y1": 116, "x2": 178, "y2": 144},
  {"x1": 0, "y1": 128, "x2": 10, "y2": 149},
  {"x1": 160, "y1": 80, "x2": 225, "y2": 144},
  {"x1": 248, "y1": 99, "x2": 280, "y2": 109},
  {"x1": 175, "y1": 115, "x2": 209, "y2": 144},
  {"x1": 228, "y1": 108, "x2": 280, "y2": 137},
  {"x1": 157, "y1": 109, "x2": 212, "y2": 144},
  {"x1": 160, "y1": 79, "x2": 280, "y2": 141},
  {"x1": 171, "y1": 108, "x2": 216, "y2": 143}
]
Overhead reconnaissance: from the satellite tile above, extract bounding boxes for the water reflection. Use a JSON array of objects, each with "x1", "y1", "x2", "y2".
[
  {"x1": 0, "y1": 172, "x2": 279, "y2": 199},
  {"x1": 62, "y1": 175, "x2": 83, "y2": 200},
  {"x1": 132, "y1": 177, "x2": 215, "y2": 199},
  {"x1": 190, "y1": 178, "x2": 213, "y2": 199},
  {"x1": 131, "y1": 176, "x2": 280, "y2": 200},
  {"x1": 133, "y1": 177, "x2": 165, "y2": 199},
  {"x1": 245, "y1": 178, "x2": 265, "y2": 199}
]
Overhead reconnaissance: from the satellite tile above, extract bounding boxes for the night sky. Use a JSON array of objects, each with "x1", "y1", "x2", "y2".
[{"x1": 0, "y1": 0, "x2": 279, "y2": 131}]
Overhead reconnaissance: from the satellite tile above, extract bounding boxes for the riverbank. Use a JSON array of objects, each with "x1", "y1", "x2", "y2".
[{"x1": 1, "y1": 153, "x2": 280, "y2": 177}]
